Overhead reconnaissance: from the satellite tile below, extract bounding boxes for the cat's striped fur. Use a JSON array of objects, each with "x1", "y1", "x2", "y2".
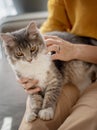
[{"x1": 1, "y1": 22, "x2": 97, "y2": 122}]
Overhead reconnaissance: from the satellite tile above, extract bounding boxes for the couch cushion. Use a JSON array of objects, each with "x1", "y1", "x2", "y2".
[{"x1": 0, "y1": 11, "x2": 48, "y2": 33}]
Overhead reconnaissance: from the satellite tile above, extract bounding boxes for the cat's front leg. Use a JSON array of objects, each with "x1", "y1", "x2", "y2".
[
  {"x1": 26, "y1": 94, "x2": 43, "y2": 122},
  {"x1": 38, "y1": 82, "x2": 62, "y2": 120},
  {"x1": 38, "y1": 106, "x2": 55, "y2": 120}
]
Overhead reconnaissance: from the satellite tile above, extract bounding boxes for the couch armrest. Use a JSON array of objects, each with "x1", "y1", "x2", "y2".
[{"x1": 0, "y1": 11, "x2": 48, "y2": 33}]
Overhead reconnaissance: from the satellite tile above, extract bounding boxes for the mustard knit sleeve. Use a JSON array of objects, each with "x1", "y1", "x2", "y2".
[{"x1": 40, "y1": 0, "x2": 71, "y2": 33}]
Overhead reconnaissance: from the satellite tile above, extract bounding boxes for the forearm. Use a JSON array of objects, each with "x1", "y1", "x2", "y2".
[{"x1": 74, "y1": 44, "x2": 97, "y2": 64}]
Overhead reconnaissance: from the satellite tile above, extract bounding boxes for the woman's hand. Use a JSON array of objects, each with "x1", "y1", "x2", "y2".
[
  {"x1": 18, "y1": 78, "x2": 41, "y2": 94},
  {"x1": 45, "y1": 35, "x2": 76, "y2": 61}
]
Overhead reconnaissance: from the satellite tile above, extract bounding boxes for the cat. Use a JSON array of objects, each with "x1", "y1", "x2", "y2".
[{"x1": 0, "y1": 21, "x2": 97, "y2": 122}]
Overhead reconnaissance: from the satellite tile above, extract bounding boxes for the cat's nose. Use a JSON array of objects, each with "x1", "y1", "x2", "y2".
[{"x1": 27, "y1": 58, "x2": 32, "y2": 62}]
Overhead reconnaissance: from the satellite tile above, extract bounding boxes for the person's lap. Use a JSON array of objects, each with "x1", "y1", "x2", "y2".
[
  {"x1": 19, "y1": 82, "x2": 97, "y2": 130},
  {"x1": 58, "y1": 81, "x2": 97, "y2": 130},
  {"x1": 19, "y1": 84, "x2": 79, "y2": 130}
]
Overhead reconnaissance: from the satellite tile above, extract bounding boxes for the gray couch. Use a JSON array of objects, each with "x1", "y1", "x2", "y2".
[{"x1": 0, "y1": 11, "x2": 48, "y2": 33}]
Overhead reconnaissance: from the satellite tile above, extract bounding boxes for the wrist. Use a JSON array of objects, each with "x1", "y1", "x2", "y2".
[
  {"x1": 72, "y1": 44, "x2": 79, "y2": 60},
  {"x1": 73, "y1": 44, "x2": 85, "y2": 61}
]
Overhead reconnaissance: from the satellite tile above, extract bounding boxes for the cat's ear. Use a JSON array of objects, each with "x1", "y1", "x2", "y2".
[
  {"x1": 26, "y1": 21, "x2": 37, "y2": 33},
  {"x1": 0, "y1": 33, "x2": 15, "y2": 47},
  {"x1": 26, "y1": 21, "x2": 38, "y2": 39}
]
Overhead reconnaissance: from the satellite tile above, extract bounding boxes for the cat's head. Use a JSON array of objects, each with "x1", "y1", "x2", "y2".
[{"x1": 0, "y1": 21, "x2": 45, "y2": 63}]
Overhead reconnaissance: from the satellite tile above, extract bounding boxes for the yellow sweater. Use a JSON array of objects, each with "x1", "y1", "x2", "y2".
[{"x1": 40, "y1": 0, "x2": 97, "y2": 39}]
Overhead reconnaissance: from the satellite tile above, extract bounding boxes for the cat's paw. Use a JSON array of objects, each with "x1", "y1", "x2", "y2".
[
  {"x1": 26, "y1": 112, "x2": 37, "y2": 122},
  {"x1": 38, "y1": 107, "x2": 54, "y2": 120}
]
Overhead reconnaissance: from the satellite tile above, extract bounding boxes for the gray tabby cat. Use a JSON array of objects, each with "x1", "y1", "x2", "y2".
[{"x1": 0, "y1": 21, "x2": 97, "y2": 122}]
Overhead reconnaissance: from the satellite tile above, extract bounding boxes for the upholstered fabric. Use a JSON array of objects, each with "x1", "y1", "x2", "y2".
[{"x1": 0, "y1": 11, "x2": 48, "y2": 33}]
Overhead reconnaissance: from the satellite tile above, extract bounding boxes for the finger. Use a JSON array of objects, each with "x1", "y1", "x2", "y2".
[
  {"x1": 29, "y1": 79, "x2": 38, "y2": 85},
  {"x1": 23, "y1": 80, "x2": 38, "y2": 90},
  {"x1": 44, "y1": 35, "x2": 58, "y2": 40},
  {"x1": 22, "y1": 83, "x2": 33, "y2": 90},
  {"x1": 46, "y1": 42, "x2": 53, "y2": 47},
  {"x1": 25, "y1": 82, "x2": 35, "y2": 90},
  {"x1": 44, "y1": 35, "x2": 64, "y2": 42},
  {"x1": 47, "y1": 45, "x2": 60, "y2": 54},
  {"x1": 18, "y1": 77, "x2": 29, "y2": 84},
  {"x1": 46, "y1": 39, "x2": 61, "y2": 47},
  {"x1": 43, "y1": 35, "x2": 50, "y2": 39},
  {"x1": 26, "y1": 87, "x2": 41, "y2": 94},
  {"x1": 44, "y1": 35, "x2": 61, "y2": 40}
]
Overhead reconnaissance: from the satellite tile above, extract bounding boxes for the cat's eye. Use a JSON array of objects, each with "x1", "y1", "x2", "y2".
[
  {"x1": 16, "y1": 52, "x2": 24, "y2": 56},
  {"x1": 30, "y1": 46, "x2": 36, "y2": 52},
  {"x1": 32, "y1": 34, "x2": 38, "y2": 39}
]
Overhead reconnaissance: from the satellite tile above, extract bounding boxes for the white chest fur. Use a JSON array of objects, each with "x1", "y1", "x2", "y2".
[{"x1": 13, "y1": 53, "x2": 52, "y2": 88}]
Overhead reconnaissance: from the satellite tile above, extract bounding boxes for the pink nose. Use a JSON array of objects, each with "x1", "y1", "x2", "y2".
[{"x1": 27, "y1": 59, "x2": 32, "y2": 62}]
